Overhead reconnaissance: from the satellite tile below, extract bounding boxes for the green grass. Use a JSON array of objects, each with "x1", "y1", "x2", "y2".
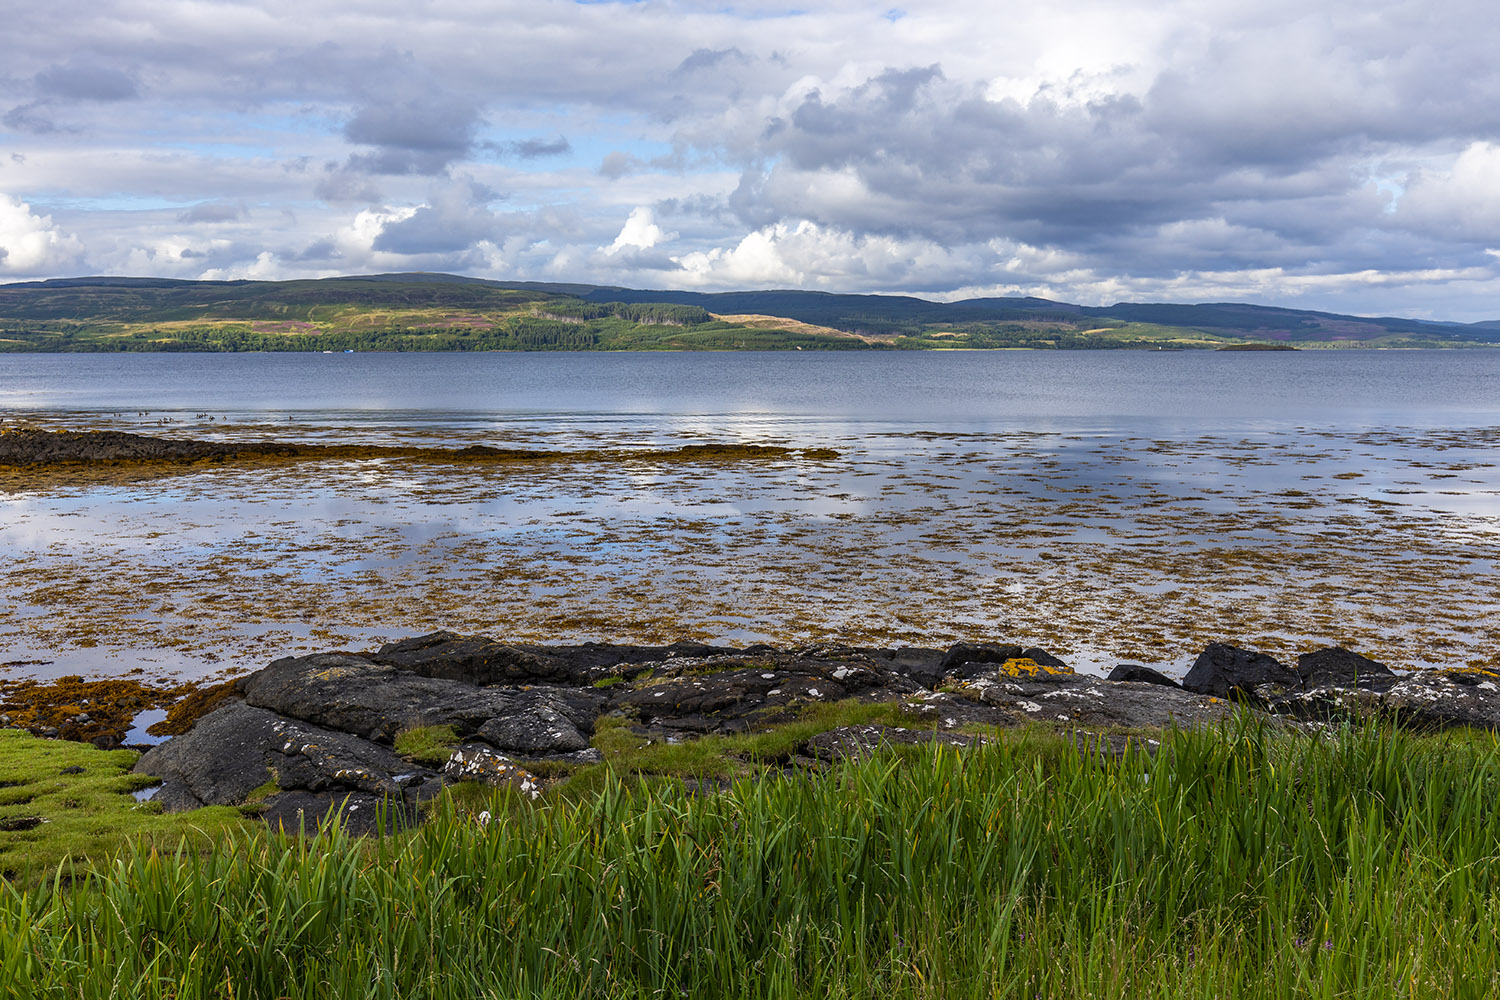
[
  {"x1": 0, "y1": 730, "x2": 251, "y2": 883},
  {"x1": 7, "y1": 716, "x2": 1500, "y2": 996},
  {"x1": 392, "y1": 725, "x2": 462, "y2": 767}
]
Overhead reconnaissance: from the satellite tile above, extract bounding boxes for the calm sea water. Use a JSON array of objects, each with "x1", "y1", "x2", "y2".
[
  {"x1": 3, "y1": 348, "x2": 1498, "y2": 433},
  {"x1": 2, "y1": 350, "x2": 1498, "y2": 683}
]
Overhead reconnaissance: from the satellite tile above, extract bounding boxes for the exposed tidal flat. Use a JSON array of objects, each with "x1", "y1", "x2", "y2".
[
  {"x1": 1, "y1": 349, "x2": 1498, "y2": 684},
  {"x1": 3, "y1": 350, "x2": 1500, "y2": 996}
]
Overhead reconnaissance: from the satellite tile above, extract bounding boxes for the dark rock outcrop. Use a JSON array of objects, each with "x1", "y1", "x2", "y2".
[
  {"x1": 239, "y1": 652, "x2": 606, "y2": 750},
  {"x1": 1373, "y1": 668, "x2": 1500, "y2": 730},
  {"x1": 373, "y1": 630, "x2": 742, "y2": 687},
  {"x1": 618, "y1": 654, "x2": 919, "y2": 734},
  {"x1": 475, "y1": 702, "x2": 590, "y2": 754},
  {"x1": 442, "y1": 745, "x2": 542, "y2": 798},
  {"x1": 948, "y1": 671, "x2": 1235, "y2": 729},
  {"x1": 1105, "y1": 664, "x2": 1180, "y2": 688},
  {"x1": 1182, "y1": 643, "x2": 1300, "y2": 700},
  {"x1": 134, "y1": 700, "x2": 437, "y2": 811},
  {"x1": 1296, "y1": 647, "x2": 1396, "y2": 691},
  {"x1": 940, "y1": 642, "x2": 1070, "y2": 683},
  {"x1": 132, "y1": 629, "x2": 1500, "y2": 835}
]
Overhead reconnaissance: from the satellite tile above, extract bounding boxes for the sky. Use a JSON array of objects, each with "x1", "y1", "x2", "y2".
[{"x1": 2, "y1": 0, "x2": 1499, "y2": 320}]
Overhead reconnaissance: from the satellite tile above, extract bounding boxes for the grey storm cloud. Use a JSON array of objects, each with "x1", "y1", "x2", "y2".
[
  {"x1": 372, "y1": 179, "x2": 502, "y2": 255},
  {"x1": 177, "y1": 201, "x2": 244, "y2": 224},
  {"x1": 313, "y1": 169, "x2": 383, "y2": 205},
  {"x1": 723, "y1": 41, "x2": 1500, "y2": 282},
  {"x1": 342, "y1": 96, "x2": 482, "y2": 175},
  {"x1": 674, "y1": 48, "x2": 747, "y2": 76},
  {"x1": 488, "y1": 136, "x2": 572, "y2": 159},
  {"x1": 34, "y1": 62, "x2": 139, "y2": 102},
  {"x1": 2, "y1": 103, "x2": 67, "y2": 135},
  {"x1": 294, "y1": 239, "x2": 342, "y2": 262}
]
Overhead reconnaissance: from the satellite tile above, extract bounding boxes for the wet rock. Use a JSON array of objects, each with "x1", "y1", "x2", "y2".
[
  {"x1": 374, "y1": 631, "x2": 568, "y2": 685},
  {"x1": 1181, "y1": 643, "x2": 1300, "y2": 699},
  {"x1": 134, "y1": 700, "x2": 429, "y2": 809},
  {"x1": 441, "y1": 745, "x2": 542, "y2": 798},
  {"x1": 517, "y1": 747, "x2": 602, "y2": 766},
  {"x1": 243, "y1": 651, "x2": 609, "y2": 754},
  {"x1": 856, "y1": 646, "x2": 948, "y2": 687},
  {"x1": 1105, "y1": 664, "x2": 1180, "y2": 688},
  {"x1": 804, "y1": 724, "x2": 985, "y2": 763},
  {"x1": 261, "y1": 790, "x2": 418, "y2": 836},
  {"x1": 241, "y1": 653, "x2": 529, "y2": 743},
  {"x1": 374, "y1": 631, "x2": 742, "y2": 687},
  {"x1": 476, "y1": 701, "x2": 590, "y2": 754},
  {"x1": 0, "y1": 428, "x2": 258, "y2": 466},
  {"x1": 151, "y1": 778, "x2": 205, "y2": 812},
  {"x1": 1377, "y1": 668, "x2": 1500, "y2": 731},
  {"x1": 940, "y1": 642, "x2": 1070, "y2": 682},
  {"x1": 618, "y1": 655, "x2": 917, "y2": 734},
  {"x1": 954, "y1": 671, "x2": 1234, "y2": 729},
  {"x1": 1296, "y1": 647, "x2": 1396, "y2": 691}
]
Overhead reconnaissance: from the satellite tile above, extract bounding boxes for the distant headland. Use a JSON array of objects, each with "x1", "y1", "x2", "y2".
[{"x1": 1, "y1": 272, "x2": 1496, "y2": 353}]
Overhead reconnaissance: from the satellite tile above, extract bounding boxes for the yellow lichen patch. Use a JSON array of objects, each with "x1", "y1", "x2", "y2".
[
  {"x1": 999, "y1": 658, "x2": 1075, "y2": 679},
  {"x1": 1438, "y1": 666, "x2": 1500, "y2": 680}
]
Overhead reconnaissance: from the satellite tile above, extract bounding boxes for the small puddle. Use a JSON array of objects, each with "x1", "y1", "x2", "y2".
[
  {"x1": 122, "y1": 708, "x2": 170, "y2": 746},
  {"x1": 131, "y1": 784, "x2": 161, "y2": 802}
]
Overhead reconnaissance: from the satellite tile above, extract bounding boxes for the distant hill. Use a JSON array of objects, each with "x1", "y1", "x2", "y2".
[
  {"x1": 570, "y1": 285, "x2": 1500, "y2": 346},
  {"x1": 0, "y1": 272, "x2": 1495, "y2": 352}
]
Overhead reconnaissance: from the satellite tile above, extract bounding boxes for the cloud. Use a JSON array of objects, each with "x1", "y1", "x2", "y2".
[
  {"x1": 3, "y1": 103, "x2": 67, "y2": 135},
  {"x1": 674, "y1": 48, "x2": 747, "y2": 76},
  {"x1": 599, "y1": 151, "x2": 644, "y2": 179},
  {"x1": 177, "y1": 201, "x2": 246, "y2": 224},
  {"x1": 1389, "y1": 142, "x2": 1500, "y2": 242},
  {"x1": 294, "y1": 239, "x2": 342, "y2": 262},
  {"x1": 6, "y1": 0, "x2": 1500, "y2": 318},
  {"x1": 371, "y1": 178, "x2": 503, "y2": 255},
  {"x1": 607, "y1": 207, "x2": 675, "y2": 253},
  {"x1": 0, "y1": 195, "x2": 84, "y2": 274},
  {"x1": 314, "y1": 168, "x2": 384, "y2": 204},
  {"x1": 502, "y1": 137, "x2": 572, "y2": 159},
  {"x1": 34, "y1": 62, "x2": 139, "y2": 102},
  {"x1": 342, "y1": 94, "x2": 482, "y2": 175}
]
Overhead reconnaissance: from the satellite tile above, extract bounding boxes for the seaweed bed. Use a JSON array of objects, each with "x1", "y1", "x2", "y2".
[
  {"x1": 1, "y1": 416, "x2": 1497, "y2": 689},
  {"x1": 0, "y1": 675, "x2": 236, "y2": 746},
  {"x1": 0, "y1": 427, "x2": 832, "y2": 472}
]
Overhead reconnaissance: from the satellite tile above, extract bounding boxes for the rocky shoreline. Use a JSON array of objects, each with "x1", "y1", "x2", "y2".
[{"x1": 112, "y1": 631, "x2": 1500, "y2": 834}]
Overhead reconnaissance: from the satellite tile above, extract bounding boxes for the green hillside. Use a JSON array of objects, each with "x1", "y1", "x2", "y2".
[{"x1": 0, "y1": 273, "x2": 1494, "y2": 351}]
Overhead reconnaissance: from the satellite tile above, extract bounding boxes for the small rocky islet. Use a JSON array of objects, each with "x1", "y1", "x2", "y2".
[{"x1": 89, "y1": 630, "x2": 1500, "y2": 835}]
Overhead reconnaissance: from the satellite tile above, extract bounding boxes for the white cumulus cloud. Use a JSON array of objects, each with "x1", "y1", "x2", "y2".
[
  {"x1": 0, "y1": 194, "x2": 83, "y2": 274},
  {"x1": 608, "y1": 207, "x2": 675, "y2": 253}
]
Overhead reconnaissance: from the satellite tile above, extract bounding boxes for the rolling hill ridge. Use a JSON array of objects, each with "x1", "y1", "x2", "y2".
[{"x1": 0, "y1": 273, "x2": 1494, "y2": 352}]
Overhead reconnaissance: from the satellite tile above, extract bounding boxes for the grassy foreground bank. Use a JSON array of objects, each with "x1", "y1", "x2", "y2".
[{"x1": 5, "y1": 719, "x2": 1500, "y2": 998}]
